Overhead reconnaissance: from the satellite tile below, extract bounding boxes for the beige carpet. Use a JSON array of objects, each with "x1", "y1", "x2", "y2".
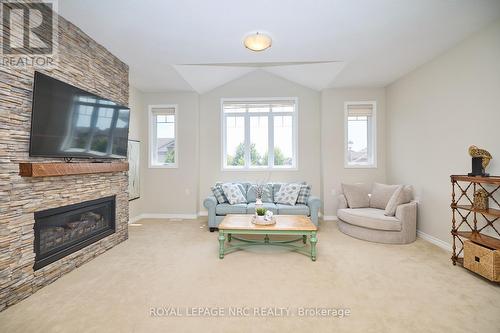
[{"x1": 0, "y1": 219, "x2": 499, "y2": 333}]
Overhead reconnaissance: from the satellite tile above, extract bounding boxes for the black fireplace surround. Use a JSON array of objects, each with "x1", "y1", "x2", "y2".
[{"x1": 33, "y1": 196, "x2": 116, "y2": 270}]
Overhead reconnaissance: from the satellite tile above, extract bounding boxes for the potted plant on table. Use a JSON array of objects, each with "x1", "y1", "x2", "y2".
[{"x1": 256, "y1": 207, "x2": 267, "y2": 221}]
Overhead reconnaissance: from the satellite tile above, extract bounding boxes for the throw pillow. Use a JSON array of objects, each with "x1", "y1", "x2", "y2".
[
  {"x1": 247, "y1": 184, "x2": 273, "y2": 203},
  {"x1": 211, "y1": 185, "x2": 228, "y2": 204},
  {"x1": 296, "y1": 184, "x2": 311, "y2": 205},
  {"x1": 384, "y1": 185, "x2": 404, "y2": 216},
  {"x1": 402, "y1": 185, "x2": 414, "y2": 204},
  {"x1": 370, "y1": 183, "x2": 400, "y2": 210},
  {"x1": 273, "y1": 182, "x2": 306, "y2": 199},
  {"x1": 274, "y1": 183, "x2": 302, "y2": 206},
  {"x1": 342, "y1": 183, "x2": 369, "y2": 208},
  {"x1": 217, "y1": 182, "x2": 247, "y2": 200},
  {"x1": 221, "y1": 183, "x2": 247, "y2": 205}
]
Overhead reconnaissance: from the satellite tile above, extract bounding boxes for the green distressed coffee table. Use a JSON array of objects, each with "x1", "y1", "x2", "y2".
[{"x1": 218, "y1": 214, "x2": 318, "y2": 261}]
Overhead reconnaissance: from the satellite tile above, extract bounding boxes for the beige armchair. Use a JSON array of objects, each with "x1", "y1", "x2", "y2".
[{"x1": 336, "y1": 194, "x2": 417, "y2": 244}]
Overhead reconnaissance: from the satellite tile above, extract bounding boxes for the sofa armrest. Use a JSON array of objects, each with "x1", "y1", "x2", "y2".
[
  {"x1": 307, "y1": 196, "x2": 321, "y2": 209},
  {"x1": 338, "y1": 194, "x2": 348, "y2": 210},
  {"x1": 307, "y1": 196, "x2": 321, "y2": 226},
  {"x1": 203, "y1": 196, "x2": 218, "y2": 228},
  {"x1": 395, "y1": 201, "x2": 417, "y2": 243},
  {"x1": 203, "y1": 196, "x2": 217, "y2": 209},
  {"x1": 395, "y1": 201, "x2": 417, "y2": 220}
]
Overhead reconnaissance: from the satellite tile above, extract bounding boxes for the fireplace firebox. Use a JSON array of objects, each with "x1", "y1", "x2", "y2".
[{"x1": 33, "y1": 196, "x2": 116, "y2": 270}]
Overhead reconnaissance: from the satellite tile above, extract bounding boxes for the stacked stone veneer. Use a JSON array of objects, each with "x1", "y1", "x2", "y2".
[{"x1": 0, "y1": 12, "x2": 129, "y2": 311}]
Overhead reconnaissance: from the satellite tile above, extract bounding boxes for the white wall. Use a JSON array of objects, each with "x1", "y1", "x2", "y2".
[
  {"x1": 386, "y1": 19, "x2": 500, "y2": 244},
  {"x1": 198, "y1": 70, "x2": 322, "y2": 212},
  {"x1": 128, "y1": 85, "x2": 144, "y2": 220},
  {"x1": 138, "y1": 91, "x2": 200, "y2": 217},
  {"x1": 321, "y1": 88, "x2": 387, "y2": 218}
]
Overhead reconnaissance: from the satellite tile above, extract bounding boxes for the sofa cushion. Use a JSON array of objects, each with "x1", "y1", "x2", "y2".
[
  {"x1": 296, "y1": 184, "x2": 312, "y2": 204},
  {"x1": 276, "y1": 204, "x2": 310, "y2": 215},
  {"x1": 384, "y1": 185, "x2": 404, "y2": 216},
  {"x1": 337, "y1": 208, "x2": 402, "y2": 231},
  {"x1": 216, "y1": 203, "x2": 247, "y2": 215},
  {"x1": 221, "y1": 183, "x2": 247, "y2": 204},
  {"x1": 211, "y1": 185, "x2": 228, "y2": 204},
  {"x1": 273, "y1": 183, "x2": 284, "y2": 195},
  {"x1": 216, "y1": 182, "x2": 250, "y2": 201},
  {"x1": 403, "y1": 185, "x2": 414, "y2": 203},
  {"x1": 246, "y1": 202, "x2": 278, "y2": 214},
  {"x1": 342, "y1": 183, "x2": 369, "y2": 208},
  {"x1": 274, "y1": 183, "x2": 302, "y2": 205},
  {"x1": 246, "y1": 184, "x2": 273, "y2": 203},
  {"x1": 273, "y1": 182, "x2": 305, "y2": 198},
  {"x1": 370, "y1": 183, "x2": 400, "y2": 209}
]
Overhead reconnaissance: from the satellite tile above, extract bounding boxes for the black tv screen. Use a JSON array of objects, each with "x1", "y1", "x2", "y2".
[{"x1": 30, "y1": 72, "x2": 130, "y2": 159}]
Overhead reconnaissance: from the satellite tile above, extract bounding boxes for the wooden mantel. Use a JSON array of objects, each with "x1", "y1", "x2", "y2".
[{"x1": 19, "y1": 162, "x2": 129, "y2": 177}]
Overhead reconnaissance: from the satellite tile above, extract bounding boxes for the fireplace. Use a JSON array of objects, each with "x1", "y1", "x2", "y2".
[{"x1": 33, "y1": 196, "x2": 116, "y2": 270}]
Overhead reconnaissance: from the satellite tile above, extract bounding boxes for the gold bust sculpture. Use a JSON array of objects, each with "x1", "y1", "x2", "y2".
[{"x1": 468, "y1": 145, "x2": 492, "y2": 169}]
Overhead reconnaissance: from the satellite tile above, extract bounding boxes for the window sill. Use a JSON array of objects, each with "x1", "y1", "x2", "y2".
[
  {"x1": 344, "y1": 164, "x2": 377, "y2": 169},
  {"x1": 149, "y1": 164, "x2": 178, "y2": 169},
  {"x1": 221, "y1": 167, "x2": 298, "y2": 172}
]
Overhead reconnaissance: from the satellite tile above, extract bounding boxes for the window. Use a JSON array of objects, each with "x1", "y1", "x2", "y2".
[
  {"x1": 149, "y1": 105, "x2": 177, "y2": 168},
  {"x1": 222, "y1": 99, "x2": 297, "y2": 170},
  {"x1": 345, "y1": 102, "x2": 376, "y2": 168}
]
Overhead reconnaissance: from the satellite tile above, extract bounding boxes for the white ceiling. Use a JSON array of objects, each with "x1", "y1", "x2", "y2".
[{"x1": 57, "y1": 0, "x2": 500, "y2": 93}]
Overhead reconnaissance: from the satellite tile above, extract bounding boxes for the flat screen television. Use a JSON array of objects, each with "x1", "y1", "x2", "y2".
[{"x1": 30, "y1": 72, "x2": 130, "y2": 159}]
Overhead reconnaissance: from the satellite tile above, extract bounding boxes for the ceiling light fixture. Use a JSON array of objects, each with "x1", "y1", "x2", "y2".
[{"x1": 244, "y1": 32, "x2": 272, "y2": 52}]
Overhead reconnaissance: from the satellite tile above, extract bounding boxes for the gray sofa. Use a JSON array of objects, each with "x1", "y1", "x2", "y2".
[
  {"x1": 203, "y1": 182, "x2": 321, "y2": 231},
  {"x1": 336, "y1": 190, "x2": 417, "y2": 244}
]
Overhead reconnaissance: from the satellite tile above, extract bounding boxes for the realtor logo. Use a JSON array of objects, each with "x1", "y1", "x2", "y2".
[{"x1": 1, "y1": 0, "x2": 57, "y2": 66}]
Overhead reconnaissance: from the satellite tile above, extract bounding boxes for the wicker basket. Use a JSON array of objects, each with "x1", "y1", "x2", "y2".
[{"x1": 463, "y1": 240, "x2": 500, "y2": 282}]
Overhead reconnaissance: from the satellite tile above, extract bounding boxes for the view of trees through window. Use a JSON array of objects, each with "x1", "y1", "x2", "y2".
[
  {"x1": 226, "y1": 143, "x2": 287, "y2": 167},
  {"x1": 223, "y1": 100, "x2": 296, "y2": 169}
]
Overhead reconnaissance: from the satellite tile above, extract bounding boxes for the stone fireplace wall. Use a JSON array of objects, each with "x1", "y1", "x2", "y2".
[{"x1": 0, "y1": 13, "x2": 129, "y2": 310}]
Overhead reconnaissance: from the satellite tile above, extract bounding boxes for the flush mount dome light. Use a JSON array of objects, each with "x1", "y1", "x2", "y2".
[{"x1": 244, "y1": 32, "x2": 272, "y2": 52}]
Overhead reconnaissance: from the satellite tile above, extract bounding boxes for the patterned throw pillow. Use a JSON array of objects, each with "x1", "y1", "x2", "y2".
[
  {"x1": 222, "y1": 183, "x2": 247, "y2": 205},
  {"x1": 211, "y1": 185, "x2": 228, "y2": 204},
  {"x1": 296, "y1": 184, "x2": 311, "y2": 205},
  {"x1": 274, "y1": 183, "x2": 301, "y2": 206}
]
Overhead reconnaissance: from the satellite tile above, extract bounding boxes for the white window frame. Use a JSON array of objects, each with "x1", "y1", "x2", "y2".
[
  {"x1": 221, "y1": 97, "x2": 299, "y2": 171},
  {"x1": 148, "y1": 104, "x2": 178, "y2": 169},
  {"x1": 344, "y1": 101, "x2": 377, "y2": 169}
]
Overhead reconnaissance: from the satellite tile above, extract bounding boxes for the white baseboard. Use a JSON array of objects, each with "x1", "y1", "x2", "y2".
[
  {"x1": 322, "y1": 215, "x2": 338, "y2": 221},
  {"x1": 417, "y1": 230, "x2": 451, "y2": 252},
  {"x1": 197, "y1": 211, "x2": 208, "y2": 217},
  {"x1": 129, "y1": 213, "x2": 198, "y2": 223},
  {"x1": 129, "y1": 215, "x2": 143, "y2": 224}
]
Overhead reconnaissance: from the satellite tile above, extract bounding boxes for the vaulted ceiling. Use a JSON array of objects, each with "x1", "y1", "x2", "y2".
[{"x1": 57, "y1": 0, "x2": 500, "y2": 93}]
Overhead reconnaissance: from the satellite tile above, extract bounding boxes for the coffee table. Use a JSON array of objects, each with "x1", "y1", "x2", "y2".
[{"x1": 217, "y1": 214, "x2": 318, "y2": 261}]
